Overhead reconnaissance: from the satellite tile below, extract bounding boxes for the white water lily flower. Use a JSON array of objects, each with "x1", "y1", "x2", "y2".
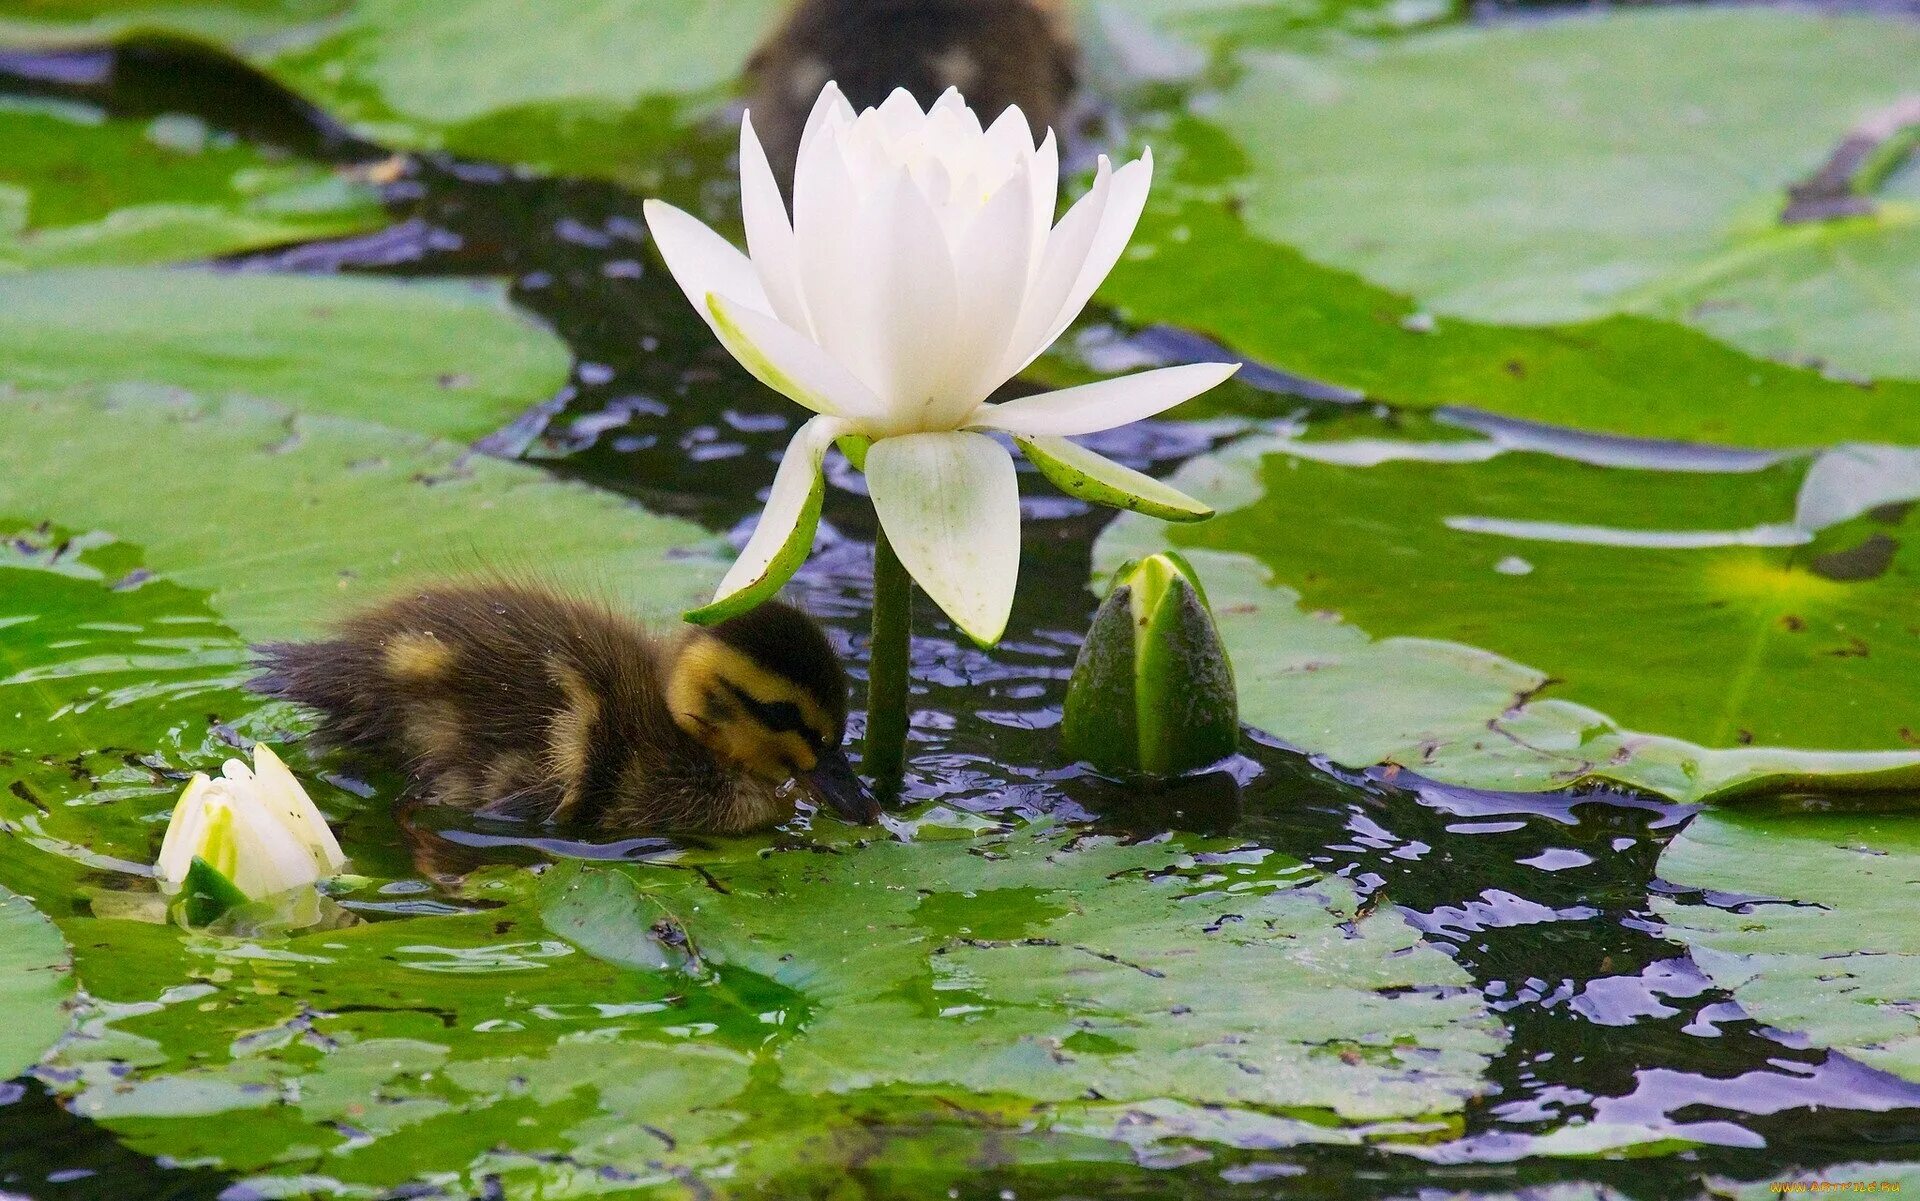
[
  {"x1": 155, "y1": 743, "x2": 346, "y2": 900},
  {"x1": 644, "y1": 83, "x2": 1238, "y2": 644}
]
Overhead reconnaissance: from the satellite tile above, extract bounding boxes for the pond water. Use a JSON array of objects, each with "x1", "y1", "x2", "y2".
[{"x1": 3, "y1": 8, "x2": 1920, "y2": 1200}]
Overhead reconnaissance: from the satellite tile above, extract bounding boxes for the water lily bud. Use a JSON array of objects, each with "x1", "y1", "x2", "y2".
[
  {"x1": 1062, "y1": 552, "x2": 1238, "y2": 777},
  {"x1": 155, "y1": 743, "x2": 346, "y2": 908}
]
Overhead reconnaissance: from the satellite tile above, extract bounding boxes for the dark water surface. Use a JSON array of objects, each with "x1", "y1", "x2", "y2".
[{"x1": 4, "y1": 29, "x2": 1920, "y2": 1201}]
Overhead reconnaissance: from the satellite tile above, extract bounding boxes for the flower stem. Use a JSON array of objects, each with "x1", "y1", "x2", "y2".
[{"x1": 864, "y1": 526, "x2": 912, "y2": 790}]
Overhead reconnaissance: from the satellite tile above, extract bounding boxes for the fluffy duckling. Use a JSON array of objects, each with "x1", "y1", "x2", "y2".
[
  {"x1": 746, "y1": 0, "x2": 1078, "y2": 186},
  {"x1": 251, "y1": 583, "x2": 878, "y2": 834}
]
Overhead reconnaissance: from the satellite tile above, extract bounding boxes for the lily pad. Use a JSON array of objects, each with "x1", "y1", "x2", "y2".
[
  {"x1": 0, "y1": 96, "x2": 384, "y2": 270},
  {"x1": 1198, "y1": 9, "x2": 1920, "y2": 381},
  {"x1": 0, "y1": 386, "x2": 725, "y2": 915},
  {"x1": 1097, "y1": 18, "x2": 1920, "y2": 446},
  {"x1": 0, "y1": 0, "x2": 346, "y2": 46},
  {"x1": 0, "y1": 884, "x2": 76, "y2": 1081},
  {"x1": 1097, "y1": 433, "x2": 1920, "y2": 800},
  {"x1": 0, "y1": 268, "x2": 572, "y2": 443},
  {"x1": 0, "y1": 0, "x2": 779, "y2": 180},
  {"x1": 1654, "y1": 810, "x2": 1920, "y2": 1083},
  {"x1": 45, "y1": 823, "x2": 1502, "y2": 1193}
]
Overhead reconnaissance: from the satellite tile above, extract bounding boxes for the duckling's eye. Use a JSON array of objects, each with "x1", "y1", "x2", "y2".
[{"x1": 721, "y1": 682, "x2": 816, "y2": 745}]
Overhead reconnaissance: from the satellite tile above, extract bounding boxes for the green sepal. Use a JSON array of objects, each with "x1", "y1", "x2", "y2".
[
  {"x1": 178, "y1": 855, "x2": 249, "y2": 928},
  {"x1": 1016, "y1": 434, "x2": 1213, "y2": 522},
  {"x1": 1135, "y1": 576, "x2": 1240, "y2": 776},
  {"x1": 682, "y1": 465, "x2": 825, "y2": 626},
  {"x1": 1063, "y1": 554, "x2": 1240, "y2": 777},
  {"x1": 1061, "y1": 584, "x2": 1141, "y2": 773},
  {"x1": 836, "y1": 433, "x2": 872, "y2": 472}
]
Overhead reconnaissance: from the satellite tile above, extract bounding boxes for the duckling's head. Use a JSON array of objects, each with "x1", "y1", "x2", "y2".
[{"x1": 667, "y1": 601, "x2": 880, "y2": 822}]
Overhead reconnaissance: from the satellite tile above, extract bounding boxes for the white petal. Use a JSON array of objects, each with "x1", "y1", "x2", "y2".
[
  {"x1": 793, "y1": 131, "x2": 888, "y2": 389},
  {"x1": 868, "y1": 169, "x2": 966, "y2": 427},
  {"x1": 225, "y1": 793, "x2": 323, "y2": 899},
  {"x1": 968, "y1": 362, "x2": 1240, "y2": 437},
  {"x1": 798, "y1": 80, "x2": 855, "y2": 159},
  {"x1": 867, "y1": 431, "x2": 1022, "y2": 645},
  {"x1": 155, "y1": 772, "x2": 214, "y2": 887},
  {"x1": 741, "y1": 111, "x2": 813, "y2": 337},
  {"x1": 997, "y1": 156, "x2": 1113, "y2": 381},
  {"x1": 951, "y1": 163, "x2": 1039, "y2": 405},
  {"x1": 1015, "y1": 435, "x2": 1213, "y2": 521},
  {"x1": 691, "y1": 414, "x2": 849, "y2": 623},
  {"x1": 709, "y1": 291, "x2": 887, "y2": 421},
  {"x1": 931, "y1": 86, "x2": 974, "y2": 124},
  {"x1": 1037, "y1": 149, "x2": 1154, "y2": 353},
  {"x1": 875, "y1": 87, "x2": 926, "y2": 138},
  {"x1": 642, "y1": 200, "x2": 770, "y2": 332},
  {"x1": 982, "y1": 104, "x2": 1036, "y2": 164},
  {"x1": 1029, "y1": 129, "x2": 1060, "y2": 255},
  {"x1": 251, "y1": 742, "x2": 346, "y2": 873}
]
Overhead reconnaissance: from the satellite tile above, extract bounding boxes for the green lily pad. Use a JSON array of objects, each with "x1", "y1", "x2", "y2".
[
  {"x1": 0, "y1": 0, "x2": 346, "y2": 46},
  {"x1": 0, "y1": 0, "x2": 778, "y2": 181},
  {"x1": 0, "y1": 884, "x2": 75, "y2": 1080},
  {"x1": 45, "y1": 823, "x2": 1501, "y2": 1193},
  {"x1": 0, "y1": 97, "x2": 383, "y2": 270},
  {"x1": 1097, "y1": 14, "x2": 1920, "y2": 446},
  {"x1": 1654, "y1": 810, "x2": 1920, "y2": 1083},
  {"x1": 1097, "y1": 433, "x2": 1920, "y2": 800},
  {"x1": 0, "y1": 386, "x2": 724, "y2": 912},
  {"x1": 0, "y1": 268, "x2": 572, "y2": 443},
  {"x1": 0, "y1": 389, "x2": 719, "y2": 643},
  {"x1": 1203, "y1": 9, "x2": 1920, "y2": 380}
]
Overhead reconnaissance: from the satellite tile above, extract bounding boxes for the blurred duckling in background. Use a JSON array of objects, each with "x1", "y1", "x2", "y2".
[
  {"x1": 251, "y1": 583, "x2": 878, "y2": 834},
  {"x1": 747, "y1": 0, "x2": 1077, "y2": 184}
]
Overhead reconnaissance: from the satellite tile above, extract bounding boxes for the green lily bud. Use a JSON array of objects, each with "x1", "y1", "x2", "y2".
[{"x1": 1062, "y1": 552, "x2": 1239, "y2": 777}]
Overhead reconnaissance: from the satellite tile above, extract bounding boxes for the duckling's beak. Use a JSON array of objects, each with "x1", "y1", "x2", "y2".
[{"x1": 805, "y1": 745, "x2": 881, "y2": 823}]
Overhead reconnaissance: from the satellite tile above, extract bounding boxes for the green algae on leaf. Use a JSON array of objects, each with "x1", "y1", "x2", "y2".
[
  {"x1": 0, "y1": 885, "x2": 76, "y2": 1081},
  {"x1": 1654, "y1": 810, "x2": 1920, "y2": 1084},
  {"x1": 1096, "y1": 434, "x2": 1920, "y2": 801},
  {"x1": 0, "y1": 268, "x2": 572, "y2": 444},
  {"x1": 0, "y1": 98, "x2": 383, "y2": 270}
]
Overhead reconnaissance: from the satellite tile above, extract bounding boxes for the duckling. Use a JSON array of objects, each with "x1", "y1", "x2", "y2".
[
  {"x1": 250, "y1": 582, "x2": 878, "y2": 834},
  {"x1": 746, "y1": 0, "x2": 1078, "y2": 186}
]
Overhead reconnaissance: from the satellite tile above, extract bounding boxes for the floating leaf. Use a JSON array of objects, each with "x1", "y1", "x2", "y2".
[
  {"x1": 0, "y1": 0, "x2": 780, "y2": 180},
  {"x1": 0, "y1": 885, "x2": 76, "y2": 1081},
  {"x1": 1186, "y1": 8, "x2": 1920, "y2": 383},
  {"x1": 0, "y1": 0, "x2": 347, "y2": 46},
  {"x1": 44, "y1": 824, "x2": 1502, "y2": 1193},
  {"x1": 0, "y1": 386, "x2": 725, "y2": 912},
  {"x1": 1097, "y1": 433, "x2": 1920, "y2": 800},
  {"x1": 1096, "y1": 13, "x2": 1920, "y2": 446},
  {"x1": 1655, "y1": 810, "x2": 1920, "y2": 1083},
  {"x1": 0, "y1": 97, "x2": 383, "y2": 270},
  {"x1": 0, "y1": 268, "x2": 572, "y2": 443}
]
